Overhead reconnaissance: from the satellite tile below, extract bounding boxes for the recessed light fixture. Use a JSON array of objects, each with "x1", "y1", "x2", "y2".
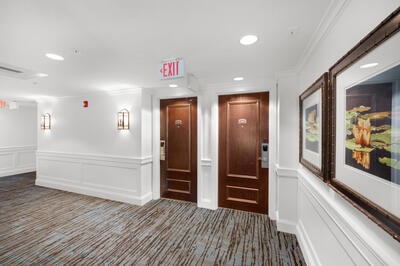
[
  {"x1": 45, "y1": 53, "x2": 64, "y2": 61},
  {"x1": 169, "y1": 84, "x2": 178, "y2": 88},
  {"x1": 360, "y1": 62, "x2": 378, "y2": 69},
  {"x1": 240, "y1": 35, "x2": 258, "y2": 46},
  {"x1": 233, "y1": 77, "x2": 244, "y2": 81},
  {"x1": 37, "y1": 73, "x2": 48, "y2": 77}
]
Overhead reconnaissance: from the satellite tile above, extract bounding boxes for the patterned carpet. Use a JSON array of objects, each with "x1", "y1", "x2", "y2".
[{"x1": 0, "y1": 172, "x2": 306, "y2": 265}]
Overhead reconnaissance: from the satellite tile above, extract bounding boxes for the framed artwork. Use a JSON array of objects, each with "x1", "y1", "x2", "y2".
[
  {"x1": 329, "y1": 7, "x2": 400, "y2": 242},
  {"x1": 299, "y1": 73, "x2": 328, "y2": 180}
]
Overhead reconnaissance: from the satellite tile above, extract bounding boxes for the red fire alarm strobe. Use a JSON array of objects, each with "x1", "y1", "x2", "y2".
[{"x1": 83, "y1": 100, "x2": 88, "y2": 108}]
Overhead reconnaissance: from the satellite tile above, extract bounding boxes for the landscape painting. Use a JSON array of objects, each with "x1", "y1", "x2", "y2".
[
  {"x1": 345, "y1": 67, "x2": 400, "y2": 184},
  {"x1": 305, "y1": 104, "x2": 319, "y2": 153},
  {"x1": 299, "y1": 73, "x2": 327, "y2": 180}
]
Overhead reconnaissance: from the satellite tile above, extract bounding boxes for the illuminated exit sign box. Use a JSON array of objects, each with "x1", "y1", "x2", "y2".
[{"x1": 159, "y1": 58, "x2": 184, "y2": 80}]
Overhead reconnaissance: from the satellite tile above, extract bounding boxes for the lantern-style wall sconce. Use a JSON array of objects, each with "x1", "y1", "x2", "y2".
[
  {"x1": 41, "y1": 113, "x2": 51, "y2": 130},
  {"x1": 118, "y1": 109, "x2": 129, "y2": 130}
]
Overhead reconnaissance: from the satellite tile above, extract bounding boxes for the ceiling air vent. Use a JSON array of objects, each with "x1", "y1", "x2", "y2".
[{"x1": 0, "y1": 62, "x2": 37, "y2": 79}]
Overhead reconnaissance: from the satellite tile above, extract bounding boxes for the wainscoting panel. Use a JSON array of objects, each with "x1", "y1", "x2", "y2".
[
  {"x1": 140, "y1": 162, "x2": 152, "y2": 201},
  {"x1": 297, "y1": 168, "x2": 399, "y2": 265},
  {"x1": 0, "y1": 153, "x2": 13, "y2": 171},
  {"x1": 82, "y1": 164, "x2": 139, "y2": 192},
  {"x1": 198, "y1": 158, "x2": 215, "y2": 209},
  {"x1": 298, "y1": 176, "x2": 357, "y2": 265},
  {"x1": 273, "y1": 166, "x2": 400, "y2": 265},
  {"x1": 0, "y1": 146, "x2": 36, "y2": 177},
  {"x1": 38, "y1": 159, "x2": 82, "y2": 183},
  {"x1": 36, "y1": 151, "x2": 153, "y2": 206},
  {"x1": 276, "y1": 166, "x2": 299, "y2": 234}
]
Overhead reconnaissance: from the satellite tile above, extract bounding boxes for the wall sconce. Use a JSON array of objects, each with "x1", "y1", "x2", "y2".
[
  {"x1": 41, "y1": 113, "x2": 51, "y2": 130},
  {"x1": 118, "y1": 109, "x2": 129, "y2": 130}
]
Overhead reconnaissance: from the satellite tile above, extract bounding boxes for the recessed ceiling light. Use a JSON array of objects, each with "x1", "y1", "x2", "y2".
[
  {"x1": 45, "y1": 53, "x2": 64, "y2": 61},
  {"x1": 360, "y1": 62, "x2": 378, "y2": 69},
  {"x1": 169, "y1": 84, "x2": 178, "y2": 88},
  {"x1": 240, "y1": 35, "x2": 258, "y2": 46},
  {"x1": 37, "y1": 73, "x2": 48, "y2": 77},
  {"x1": 233, "y1": 77, "x2": 244, "y2": 81}
]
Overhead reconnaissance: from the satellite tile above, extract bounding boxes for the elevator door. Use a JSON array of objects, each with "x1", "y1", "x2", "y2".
[
  {"x1": 218, "y1": 92, "x2": 269, "y2": 214},
  {"x1": 160, "y1": 97, "x2": 197, "y2": 202}
]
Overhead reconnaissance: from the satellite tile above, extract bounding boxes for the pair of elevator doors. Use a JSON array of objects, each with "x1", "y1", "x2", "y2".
[{"x1": 160, "y1": 92, "x2": 269, "y2": 214}]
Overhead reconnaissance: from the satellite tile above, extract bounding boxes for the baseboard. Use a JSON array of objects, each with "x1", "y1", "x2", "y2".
[
  {"x1": 198, "y1": 199, "x2": 218, "y2": 210},
  {"x1": 296, "y1": 220, "x2": 320, "y2": 266},
  {"x1": 277, "y1": 218, "x2": 298, "y2": 234},
  {"x1": 36, "y1": 177, "x2": 148, "y2": 205},
  {"x1": 139, "y1": 192, "x2": 153, "y2": 206},
  {"x1": 0, "y1": 167, "x2": 36, "y2": 178}
]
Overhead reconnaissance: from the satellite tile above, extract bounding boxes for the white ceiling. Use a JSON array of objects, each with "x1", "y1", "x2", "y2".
[{"x1": 0, "y1": 0, "x2": 333, "y2": 101}]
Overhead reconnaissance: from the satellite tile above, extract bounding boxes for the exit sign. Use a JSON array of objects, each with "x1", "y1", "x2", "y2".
[{"x1": 159, "y1": 58, "x2": 184, "y2": 80}]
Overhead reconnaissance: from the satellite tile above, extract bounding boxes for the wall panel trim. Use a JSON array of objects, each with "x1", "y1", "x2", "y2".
[
  {"x1": 298, "y1": 168, "x2": 389, "y2": 265},
  {"x1": 296, "y1": 220, "x2": 321, "y2": 266},
  {"x1": 274, "y1": 165, "x2": 397, "y2": 265},
  {"x1": 36, "y1": 151, "x2": 153, "y2": 206},
  {"x1": 0, "y1": 146, "x2": 36, "y2": 177}
]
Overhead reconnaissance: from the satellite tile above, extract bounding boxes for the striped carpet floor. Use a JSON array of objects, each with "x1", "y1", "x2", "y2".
[{"x1": 0, "y1": 172, "x2": 306, "y2": 265}]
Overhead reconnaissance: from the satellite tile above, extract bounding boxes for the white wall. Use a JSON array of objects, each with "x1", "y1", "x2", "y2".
[
  {"x1": 0, "y1": 104, "x2": 37, "y2": 147},
  {"x1": 37, "y1": 92, "x2": 142, "y2": 156},
  {"x1": 36, "y1": 90, "x2": 153, "y2": 205},
  {"x1": 0, "y1": 104, "x2": 36, "y2": 177},
  {"x1": 276, "y1": 73, "x2": 299, "y2": 169},
  {"x1": 287, "y1": 1, "x2": 400, "y2": 265},
  {"x1": 274, "y1": 73, "x2": 300, "y2": 231},
  {"x1": 198, "y1": 90, "x2": 218, "y2": 209}
]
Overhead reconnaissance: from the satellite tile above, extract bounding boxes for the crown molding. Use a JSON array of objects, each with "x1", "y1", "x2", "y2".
[{"x1": 296, "y1": 0, "x2": 351, "y2": 72}]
